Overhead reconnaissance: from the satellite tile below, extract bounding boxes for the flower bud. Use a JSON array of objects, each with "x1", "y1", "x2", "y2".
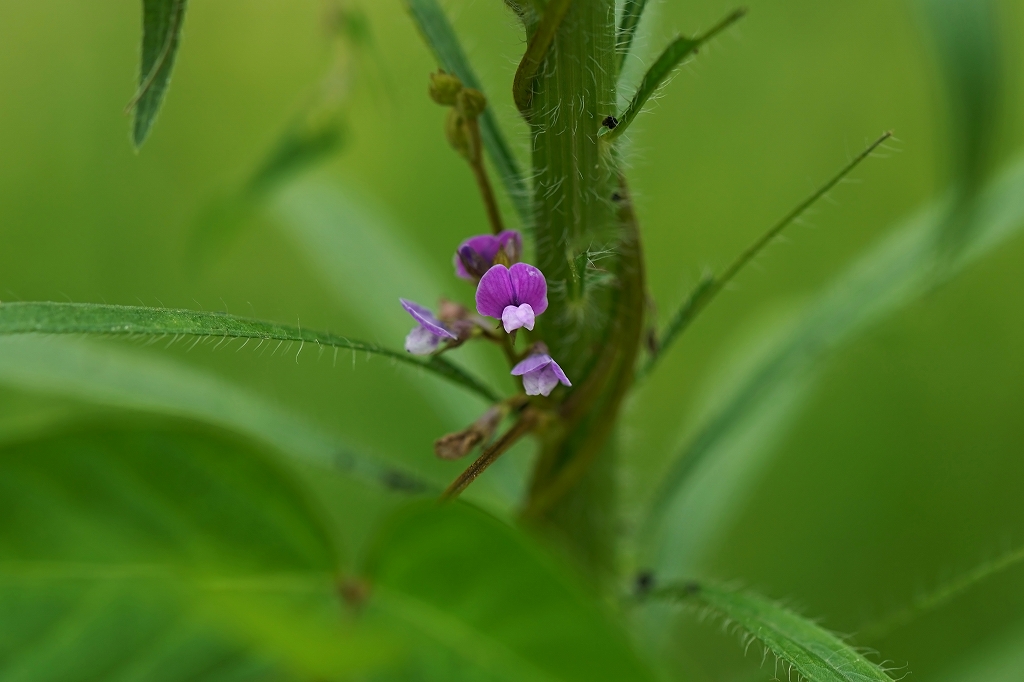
[
  {"x1": 434, "y1": 406, "x2": 503, "y2": 460},
  {"x1": 456, "y1": 88, "x2": 488, "y2": 119},
  {"x1": 445, "y1": 109, "x2": 473, "y2": 159},
  {"x1": 429, "y1": 70, "x2": 463, "y2": 106}
]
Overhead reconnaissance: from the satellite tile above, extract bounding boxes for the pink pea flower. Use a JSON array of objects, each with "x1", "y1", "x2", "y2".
[
  {"x1": 475, "y1": 263, "x2": 548, "y2": 333},
  {"x1": 511, "y1": 354, "x2": 571, "y2": 397}
]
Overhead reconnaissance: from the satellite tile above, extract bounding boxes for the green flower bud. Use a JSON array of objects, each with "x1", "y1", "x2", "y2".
[
  {"x1": 456, "y1": 88, "x2": 488, "y2": 119},
  {"x1": 429, "y1": 70, "x2": 463, "y2": 106},
  {"x1": 445, "y1": 109, "x2": 473, "y2": 160}
]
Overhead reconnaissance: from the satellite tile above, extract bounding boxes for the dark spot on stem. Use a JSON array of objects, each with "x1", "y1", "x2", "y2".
[
  {"x1": 602, "y1": 115, "x2": 619, "y2": 129},
  {"x1": 611, "y1": 191, "x2": 623, "y2": 202}
]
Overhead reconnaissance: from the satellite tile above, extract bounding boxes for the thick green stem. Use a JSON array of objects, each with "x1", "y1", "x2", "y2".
[{"x1": 518, "y1": 0, "x2": 645, "y2": 582}]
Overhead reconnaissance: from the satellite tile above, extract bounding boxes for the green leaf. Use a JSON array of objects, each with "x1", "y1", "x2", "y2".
[
  {"x1": 129, "y1": 0, "x2": 189, "y2": 148},
  {"x1": 366, "y1": 501, "x2": 658, "y2": 682},
  {"x1": 0, "y1": 422, "x2": 397, "y2": 680},
  {"x1": 616, "y1": 0, "x2": 650, "y2": 71},
  {"x1": 652, "y1": 582, "x2": 893, "y2": 682},
  {"x1": 0, "y1": 335, "x2": 434, "y2": 495},
  {"x1": 405, "y1": 0, "x2": 531, "y2": 224},
  {"x1": 600, "y1": 9, "x2": 746, "y2": 143},
  {"x1": 512, "y1": 0, "x2": 573, "y2": 114},
  {"x1": 0, "y1": 301, "x2": 500, "y2": 404},
  {"x1": 639, "y1": 132, "x2": 892, "y2": 379},
  {"x1": 935, "y1": 620, "x2": 1024, "y2": 682},
  {"x1": 642, "y1": 150, "x2": 1024, "y2": 577}
]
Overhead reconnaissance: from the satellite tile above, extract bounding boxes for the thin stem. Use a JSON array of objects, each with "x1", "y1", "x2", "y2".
[
  {"x1": 616, "y1": 0, "x2": 649, "y2": 72},
  {"x1": 639, "y1": 131, "x2": 893, "y2": 379},
  {"x1": 465, "y1": 117, "x2": 505, "y2": 235},
  {"x1": 440, "y1": 411, "x2": 536, "y2": 501}
]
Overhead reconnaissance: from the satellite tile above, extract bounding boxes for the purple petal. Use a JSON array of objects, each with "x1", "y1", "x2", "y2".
[
  {"x1": 401, "y1": 299, "x2": 456, "y2": 339},
  {"x1": 455, "y1": 246, "x2": 491, "y2": 280},
  {"x1": 497, "y1": 230, "x2": 523, "y2": 262},
  {"x1": 508, "y1": 263, "x2": 548, "y2": 315},
  {"x1": 522, "y1": 364, "x2": 561, "y2": 396},
  {"x1": 511, "y1": 354, "x2": 553, "y2": 376},
  {"x1": 475, "y1": 265, "x2": 515, "y2": 318},
  {"x1": 501, "y1": 304, "x2": 535, "y2": 333},
  {"x1": 405, "y1": 326, "x2": 441, "y2": 355},
  {"x1": 547, "y1": 358, "x2": 571, "y2": 387}
]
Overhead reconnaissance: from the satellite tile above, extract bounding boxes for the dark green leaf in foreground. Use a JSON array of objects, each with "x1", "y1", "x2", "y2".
[
  {"x1": 653, "y1": 582, "x2": 893, "y2": 682},
  {"x1": 128, "y1": 0, "x2": 189, "y2": 148},
  {"x1": 601, "y1": 8, "x2": 746, "y2": 142},
  {"x1": 366, "y1": 502, "x2": 657, "y2": 682},
  {"x1": 405, "y1": 0, "x2": 531, "y2": 224},
  {"x1": 0, "y1": 302, "x2": 500, "y2": 403},
  {"x1": 0, "y1": 423, "x2": 395, "y2": 680}
]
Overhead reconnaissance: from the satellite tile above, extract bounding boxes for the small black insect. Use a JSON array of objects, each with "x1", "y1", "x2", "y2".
[
  {"x1": 611, "y1": 191, "x2": 623, "y2": 202},
  {"x1": 602, "y1": 115, "x2": 619, "y2": 130},
  {"x1": 634, "y1": 570, "x2": 656, "y2": 596}
]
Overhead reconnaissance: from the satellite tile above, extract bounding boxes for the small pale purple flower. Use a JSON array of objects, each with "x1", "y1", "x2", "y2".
[
  {"x1": 476, "y1": 263, "x2": 548, "y2": 333},
  {"x1": 511, "y1": 354, "x2": 571, "y2": 397},
  {"x1": 401, "y1": 299, "x2": 457, "y2": 355},
  {"x1": 454, "y1": 230, "x2": 523, "y2": 280}
]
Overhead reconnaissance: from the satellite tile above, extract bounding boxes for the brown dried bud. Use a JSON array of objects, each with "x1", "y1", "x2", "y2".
[
  {"x1": 429, "y1": 70, "x2": 463, "y2": 106},
  {"x1": 456, "y1": 88, "x2": 487, "y2": 119},
  {"x1": 434, "y1": 406, "x2": 504, "y2": 460}
]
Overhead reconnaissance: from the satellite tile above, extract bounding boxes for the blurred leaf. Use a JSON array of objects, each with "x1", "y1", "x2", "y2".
[
  {"x1": 935, "y1": 620, "x2": 1024, "y2": 682},
  {"x1": 643, "y1": 150, "x2": 1024, "y2": 577},
  {"x1": 616, "y1": 0, "x2": 650, "y2": 71},
  {"x1": 652, "y1": 582, "x2": 893, "y2": 682},
  {"x1": 600, "y1": 9, "x2": 745, "y2": 142},
  {"x1": 405, "y1": 0, "x2": 530, "y2": 224},
  {"x1": 129, "y1": 0, "x2": 189, "y2": 148},
  {"x1": 640, "y1": 132, "x2": 892, "y2": 379},
  {"x1": 0, "y1": 335, "x2": 434, "y2": 495},
  {"x1": 0, "y1": 422, "x2": 397, "y2": 680},
  {"x1": 0, "y1": 301, "x2": 500, "y2": 403},
  {"x1": 366, "y1": 501, "x2": 658, "y2": 682}
]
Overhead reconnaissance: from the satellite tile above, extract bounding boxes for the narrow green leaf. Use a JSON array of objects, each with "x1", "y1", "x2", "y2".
[
  {"x1": 512, "y1": 0, "x2": 573, "y2": 114},
  {"x1": 859, "y1": 542, "x2": 1024, "y2": 641},
  {"x1": 405, "y1": 0, "x2": 531, "y2": 224},
  {"x1": 639, "y1": 132, "x2": 892, "y2": 379},
  {"x1": 128, "y1": 0, "x2": 189, "y2": 148},
  {"x1": 0, "y1": 302, "x2": 500, "y2": 403},
  {"x1": 0, "y1": 335, "x2": 434, "y2": 495},
  {"x1": 652, "y1": 582, "x2": 893, "y2": 682},
  {"x1": 642, "y1": 151, "x2": 1024, "y2": 577},
  {"x1": 0, "y1": 423, "x2": 397, "y2": 680},
  {"x1": 366, "y1": 501, "x2": 658, "y2": 682},
  {"x1": 601, "y1": 8, "x2": 746, "y2": 143},
  {"x1": 617, "y1": 0, "x2": 650, "y2": 71}
]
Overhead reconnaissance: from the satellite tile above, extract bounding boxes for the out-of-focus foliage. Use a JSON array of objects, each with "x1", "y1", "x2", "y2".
[{"x1": 0, "y1": 0, "x2": 1022, "y2": 680}]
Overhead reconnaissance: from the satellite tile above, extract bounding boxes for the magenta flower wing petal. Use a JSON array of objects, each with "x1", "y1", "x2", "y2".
[
  {"x1": 476, "y1": 265, "x2": 515, "y2": 318},
  {"x1": 508, "y1": 263, "x2": 548, "y2": 315},
  {"x1": 400, "y1": 299, "x2": 456, "y2": 339},
  {"x1": 501, "y1": 304, "x2": 535, "y2": 333},
  {"x1": 511, "y1": 354, "x2": 553, "y2": 376}
]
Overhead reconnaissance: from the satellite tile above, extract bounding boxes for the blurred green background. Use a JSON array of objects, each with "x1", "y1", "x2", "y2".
[{"x1": 1, "y1": 0, "x2": 1023, "y2": 678}]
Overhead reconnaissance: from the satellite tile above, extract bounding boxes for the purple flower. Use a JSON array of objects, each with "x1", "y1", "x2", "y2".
[
  {"x1": 454, "y1": 230, "x2": 523, "y2": 280},
  {"x1": 401, "y1": 299, "x2": 457, "y2": 355},
  {"x1": 511, "y1": 354, "x2": 571, "y2": 397},
  {"x1": 475, "y1": 263, "x2": 548, "y2": 333}
]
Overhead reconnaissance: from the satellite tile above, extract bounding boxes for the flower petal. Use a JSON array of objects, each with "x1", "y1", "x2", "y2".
[
  {"x1": 547, "y1": 358, "x2": 571, "y2": 387},
  {"x1": 405, "y1": 326, "x2": 441, "y2": 355},
  {"x1": 501, "y1": 304, "x2": 535, "y2": 333},
  {"x1": 400, "y1": 299, "x2": 456, "y2": 339},
  {"x1": 475, "y1": 265, "x2": 515, "y2": 318},
  {"x1": 508, "y1": 263, "x2": 548, "y2": 315},
  {"x1": 522, "y1": 364, "x2": 561, "y2": 396},
  {"x1": 497, "y1": 230, "x2": 523, "y2": 262},
  {"x1": 511, "y1": 353, "x2": 553, "y2": 376}
]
